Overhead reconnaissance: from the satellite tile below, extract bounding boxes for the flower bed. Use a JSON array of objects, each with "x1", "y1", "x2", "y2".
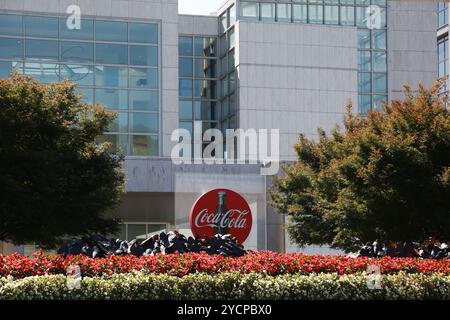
[
  {"x1": 1, "y1": 250, "x2": 450, "y2": 280},
  {"x1": 1, "y1": 272, "x2": 450, "y2": 300}
]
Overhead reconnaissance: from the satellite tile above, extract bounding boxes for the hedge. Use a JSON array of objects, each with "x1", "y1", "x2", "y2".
[{"x1": 1, "y1": 272, "x2": 450, "y2": 300}]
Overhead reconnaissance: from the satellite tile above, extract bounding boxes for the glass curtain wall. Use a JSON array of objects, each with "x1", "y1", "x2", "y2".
[{"x1": 0, "y1": 13, "x2": 160, "y2": 156}]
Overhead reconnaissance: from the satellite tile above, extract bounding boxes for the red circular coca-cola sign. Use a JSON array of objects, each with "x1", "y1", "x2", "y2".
[{"x1": 189, "y1": 189, "x2": 252, "y2": 244}]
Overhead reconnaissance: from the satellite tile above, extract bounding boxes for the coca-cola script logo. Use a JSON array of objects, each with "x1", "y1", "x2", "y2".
[{"x1": 189, "y1": 189, "x2": 252, "y2": 244}]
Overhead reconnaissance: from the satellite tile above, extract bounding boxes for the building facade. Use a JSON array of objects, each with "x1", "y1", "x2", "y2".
[{"x1": 0, "y1": 0, "x2": 437, "y2": 254}]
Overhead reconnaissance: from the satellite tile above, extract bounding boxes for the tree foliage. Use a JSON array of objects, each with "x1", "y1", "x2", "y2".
[
  {"x1": 0, "y1": 73, "x2": 125, "y2": 246},
  {"x1": 270, "y1": 81, "x2": 450, "y2": 252}
]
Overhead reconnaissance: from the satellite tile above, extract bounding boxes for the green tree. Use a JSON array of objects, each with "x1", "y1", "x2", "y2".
[
  {"x1": 270, "y1": 81, "x2": 450, "y2": 252},
  {"x1": 0, "y1": 73, "x2": 125, "y2": 246}
]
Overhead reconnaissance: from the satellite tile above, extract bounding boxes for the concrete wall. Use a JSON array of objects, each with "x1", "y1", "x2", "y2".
[
  {"x1": 235, "y1": 21, "x2": 358, "y2": 161},
  {"x1": 388, "y1": 1, "x2": 437, "y2": 100},
  {"x1": 178, "y1": 14, "x2": 218, "y2": 36}
]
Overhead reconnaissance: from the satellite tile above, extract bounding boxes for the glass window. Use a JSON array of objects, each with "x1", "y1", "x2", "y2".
[
  {"x1": 220, "y1": 13, "x2": 228, "y2": 33},
  {"x1": 179, "y1": 36, "x2": 193, "y2": 56},
  {"x1": 221, "y1": 76, "x2": 229, "y2": 96},
  {"x1": 230, "y1": 4, "x2": 236, "y2": 25},
  {"x1": 359, "y1": 95, "x2": 371, "y2": 114},
  {"x1": 0, "y1": 61, "x2": 22, "y2": 78},
  {"x1": 60, "y1": 18, "x2": 94, "y2": 40},
  {"x1": 179, "y1": 57, "x2": 193, "y2": 77},
  {"x1": 373, "y1": 95, "x2": 388, "y2": 110},
  {"x1": 358, "y1": 51, "x2": 371, "y2": 71},
  {"x1": 195, "y1": 59, "x2": 216, "y2": 78},
  {"x1": 131, "y1": 113, "x2": 158, "y2": 133},
  {"x1": 373, "y1": 51, "x2": 387, "y2": 72},
  {"x1": 219, "y1": 34, "x2": 227, "y2": 56},
  {"x1": 358, "y1": 30, "x2": 371, "y2": 49},
  {"x1": 195, "y1": 80, "x2": 216, "y2": 99},
  {"x1": 261, "y1": 3, "x2": 276, "y2": 21},
  {"x1": 340, "y1": 0, "x2": 355, "y2": 4},
  {"x1": 25, "y1": 40, "x2": 59, "y2": 60},
  {"x1": 24, "y1": 16, "x2": 58, "y2": 38},
  {"x1": 373, "y1": 73, "x2": 387, "y2": 93},
  {"x1": 373, "y1": 30, "x2": 386, "y2": 50},
  {"x1": 179, "y1": 121, "x2": 193, "y2": 138},
  {"x1": 228, "y1": 52, "x2": 235, "y2": 73},
  {"x1": 195, "y1": 37, "x2": 216, "y2": 57},
  {"x1": 0, "y1": 14, "x2": 22, "y2": 36},
  {"x1": 179, "y1": 100, "x2": 193, "y2": 120},
  {"x1": 107, "y1": 112, "x2": 128, "y2": 132},
  {"x1": 95, "y1": 66, "x2": 128, "y2": 87},
  {"x1": 61, "y1": 42, "x2": 93, "y2": 63},
  {"x1": 229, "y1": 28, "x2": 235, "y2": 49},
  {"x1": 129, "y1": 90, "x2": 158, "y2": 111},
  {"x1": 130, "y1": 45, "x2": 158, "y2": 66},
  {"x1": 129, "y1": 67, "x2": 158, "y2": 89},
  {"x1": 129, "y1": 22, "x2": 158, "y2": 44},
  {"x1": 60, "y1": 64, "x2": 94, "y2": 86},
  {"x1": 99, "y1": 134, "x2": 128, "y2": 154},
  {"x1": 293, "y1": 4, "x2": 307, "y2": 23},
  {"x1": 340, "y1": 6, "x2": 355, "y2": 26},
  {"x1": 0, "y1": 38, "x2": 23, "y2": 59},
  {"x1": 77, "y1": 87, "x2": 94, "y2": 103},
  {"x1": 24, "y1": 62, "x2": 59, "y2": 83},
  {"x1": 356, "y1": 6, "x2": 368, "y2": 28},
  {"x1": 95, "y1": 44, "x2": 128, "y2": 65},
  {"x1": 358, "y1": 72, "x2": 371, "y2": 93},
  {"x1": 309, "y1": 5, "x2": 323, "y2": 24},
  {"x1": 240, "y1": 2, "x2": 259, "y2": 20},
  {"x1": 179, "y1": 79, "x2": 193, "y2": 97},
  {"x1": 131, "y1": 135, "x2": 158, "y2": 156},
  {"x1": 324, "y1": 6, "x2": 338, "y2": 25},
  {"x1": 95, "y1": 89, "x2": 128, "y2": 110},
  {"x1": 438, "y1": 3, "x2": 448, "y2": 29},
  {"x1": 96, "y1": 20, "x2": 127, "y2": 42},
  {"x1": 127, "y1": 224, "x2": 146, "y2": 240},
  {"x1": 277, "y1": 3, "x2": 292, "y2": 22},
  {"x1": 195, "y1": 101, "x2": 218, "y2": 121}
]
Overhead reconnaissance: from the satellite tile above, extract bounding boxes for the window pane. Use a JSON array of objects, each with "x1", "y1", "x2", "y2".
[
  {"x1": 179, "y1": 100, "x2": 193, "y2": 120},
  {"x1": 107, "y1": 112, "x2": 128, "y2": 132},
  {"x1": 229, "y1": 28, "x2": 235, "y2": 49},
  {"x1": 356, "y1": 6, "x2": 368, "y2": 28},
  {"x1": 179, "y1": 57, "x2": 193, "y2": 77},
  {"x1": 220, "y1": 13, "x2": 227, "y2": 33},
  {"x1": 131, "y1": 135, "x2": 158, "y2": 156},
  {"x1": 358, "y1": 51, "x2": 371, "y2": 71},
  {"x1": 195, "y1": 37, "x2": 217, "y2": 57},
  {"x1": 194, "y1": 101, "x2": 217, "y2": 121},
  {"x1": 219, "y1": 34, "x2": 227, "y2": 56},
  {"x1": 24, "y1": 63, "x2": 59, "y2": 83},
  {"x1": 60, "y1": 64, "x2": 94, "y2": 86},
  {"x1": 357, "y1": 30, "x2": 371, "y2": 49},
  {"x1": 0, "y1": 61, "x2": 22, "y2": 78},
  {"x1": 373, "y1": 30, "x2": 386, "y2": 50},
  {"x1": 95, "y1": 88, "x2": 128, "y2": 110},
  {"x1": 293, "y1": 5, "x2": 307, "y2": 23},
  {"x1": 129, "y1": 67, "x2": 158, "y2": 89},
  {"x1": 195, "y1": 58, "x2": 216, "y2": 78},
  {"x1": 179, "y1": 79, "x2": 193, "y2": 97},
  {"x1": 261, "y1": 3, "x2": 275, "y2": 21},
  {"x1": 130, "y1": 45, "x2": 158, "y2": 66},
  {"x1": 60, "y1": 18, "x2": 93, "y2": 40},
  {"x1": 195, "y1": 80, "x2": 216, "y2": 99},
  {"x1": 0, "y1": 14, "x2": 22, "y2": 36},
  {"x1": 0, "y1": 38, "x2": 23, "y2": 59},
  {"x1": 373, "y1": 73, "x2": 387, "y2": 93},
  {"x1": 99, "y1": 134, "x2": 128, "y2": 154},
  {"x1": 96, "y1": 20, "x2": 127, "y2": 42},
  {"x1": 324, "y1": 6, "x2": 338, "y2": 25},
  {"x1": 309, "y1": 5, "x2": 323, "y2": 24},
  {"x1": 373, "y1": 95, "x2": 388, "y2": 110},
  {"x1": 130, "y1": 22, "x2": 158, "y2": 44},
  {"x1": 131, "y1": 113, "x2": 158, "y2": 133},
  {"x1": 358, "y1": 72, "x2": 371, "y2": 93},
  {"x1": 61, "y1": 42, "x2": 93, "y2": 63},
  {"x1": 241, "y1": 2, "x2": 259, "y2": 20},
  {"x1": 230, "y1": 4, "x2": 236, "y2": 25},
  {"x1": 95, "y1": 66, "x2": 128, "y2": 87},
  {"x1": 340, "y1": 6, "x2": 354, "y2": 26},
  {"x1": 179, "y1": 36, "x2": 193, "y2": 56},
  {"x1": 25, "y1": 16, "x2": 58, "y2": 38},
  {"x1": 373, "y1": 51, "x2": 387, "y2": 72},
  {"x1": 95, "y1": 44, "x2": 128, "y2": 65},
  {"x1": 26, "y1": 40, "x2": 59, "y2": 60},
  {"x1": 358, "y1": 95, "x2": 371, "y2": 114},
  {"x1": 77, "y1": 87, "x2": 94, "y2": 103},
  {"x1": 129, "y1": 90, "x2": 158, "y2": 111},
  {"x1": 277, "y1": 4, "x2": 291, "y2": 22}
]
